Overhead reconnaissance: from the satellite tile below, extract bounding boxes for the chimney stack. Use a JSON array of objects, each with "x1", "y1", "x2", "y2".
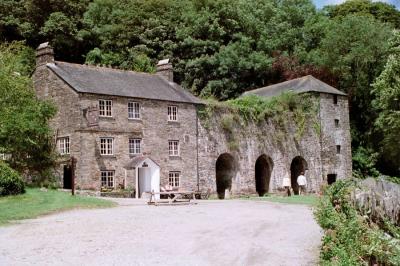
[
  {"x1": 156, "y1": 59, "x2": 173, "y2": 82},
  {"x1": 36, "y1": 42, "x2": 54, "y2": 67}
]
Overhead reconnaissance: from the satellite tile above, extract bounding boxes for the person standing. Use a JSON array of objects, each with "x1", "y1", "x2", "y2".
[
  {"x1": 282, "y1": 174, "x2": 291, "y2": 197},
  {"x1": 297, "y1": 172, "x2": 307, "y2": 195}
]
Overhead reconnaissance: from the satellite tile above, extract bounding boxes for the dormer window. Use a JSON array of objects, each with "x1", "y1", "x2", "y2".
[
  {"x1": 99, "y1": 99, "x2": 112, "y2": 117},
  {"x1": 168, "y1": 105, "x2": 178, "y2": 121},
  {"x1": 128, "y1": 102, "x2": 140, "y2": 119}
]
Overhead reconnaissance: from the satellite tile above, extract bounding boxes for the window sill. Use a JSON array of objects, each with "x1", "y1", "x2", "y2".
[
  {"x1": 167, "y1": 120, "x2": 180, "y2": 124},
  {"x1": 100, "y1": 155, "x2": 117, "y2": 159},
  {"x1": 129, "y1": 153, "x2": 142, "y2": 158},
  {"x1": 99, "y1": 116, "x2": 115, "y2": 120},
  {"x1": 128, "y1": 118, "x2": 142, "y2": 122},
  {"x1": 169, "y1": 155, "x2": 181, "y2": 160}
]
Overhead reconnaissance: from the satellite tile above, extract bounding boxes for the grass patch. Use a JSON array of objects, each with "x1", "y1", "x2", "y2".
[
  {"x1": 243, "y1": 194, "x2": 319, "y2": 206},
  {"x1": 0, "y1": 188, "x2": 115, "y2": 225}
]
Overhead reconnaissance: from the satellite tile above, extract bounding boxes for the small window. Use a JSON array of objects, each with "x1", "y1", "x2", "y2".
[
  {"x1": 335, "y1": 119, "x2": 339, "y2": 128},
  {"x1": 128, "y1": 102, "x2": 140, "y2": 119},
  {"x1": 168, "y1": 140, "x2": 179, "y2": 156},
  {"x1": 100, "y1": 138, "x2": 113, "y2": 155},
  {"x1": 99, "y1": 99, "x2": 112, "y2": 117},
  {"x1": 168, "y1": 106, "x2": 178, "y2": 121},
  {"x1": 336, "y1": 145, "x2": 341, "y2": 154},
  {"x1": 58, "y1": 137, "x2": 70, "y2": 155},
  {"x1": 129, "y1": 138, "x2": 141, "y2": 154},
  {"x1": 333, "y1": 95, "x2": 338, "y2": 105},
  {"x1": 101, "y1": 171, "x2": 114, "y2": 188},
  {"x1": 327, "y1": 174, "x2": 337, "y2": 185},
  {"x1": 168, "y1": 172, "x2": 180, "y2": 188}
]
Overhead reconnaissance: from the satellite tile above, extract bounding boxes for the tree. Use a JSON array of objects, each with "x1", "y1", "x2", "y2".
[
  {"x1": 0, "y1": 42, "x2": 57, "y2": 177},
  {"x1": 371, "y1": 30, "x2": 400, "y2": 176},
  {"x1": 323, "y1": 0, "x2": 400, "y2": 28}
]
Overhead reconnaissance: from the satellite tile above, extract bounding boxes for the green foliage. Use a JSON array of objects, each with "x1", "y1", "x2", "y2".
[
  {"x1": 315, "y1": 180, "x2": 400, "y2": 265},
  {"x1": 0, "y1": 161, "x2": 25, "y2": 196},
  {"x1": 352, "y1": 147, "x2": 380, "y2": 178},
  {"x1": 371, "y1": 30, "x2": 400, "y2": 174},
  {"x1": 0, "y1": 42, "x2": 57, "y2": 176},
  {"x1": 324, "y1": 0, "x2": 400, "y2": 28}
]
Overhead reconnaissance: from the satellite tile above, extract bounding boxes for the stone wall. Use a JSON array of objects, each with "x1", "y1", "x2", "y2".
[
  {"x1": 352, "y1": 178, "x2": 400, "y2": 226},
  {"x1": 75, "y1": 94, "x2": 199, "y2": 191},
  {"x1": 197, "y1": 92, "x2": 352, "y2": 196}
]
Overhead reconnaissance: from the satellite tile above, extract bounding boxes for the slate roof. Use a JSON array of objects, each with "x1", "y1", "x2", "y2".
[
  {"x1": 243, "y1": 75, "x2": 347, "y2": 97},
  {"x1": 47, "y1": 61, "x2": 202, "y2": 104}
]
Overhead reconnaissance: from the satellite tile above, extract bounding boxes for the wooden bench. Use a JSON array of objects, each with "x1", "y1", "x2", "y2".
[{"x1": 147, "y1": 190, "x2": 201, "y2": 206}]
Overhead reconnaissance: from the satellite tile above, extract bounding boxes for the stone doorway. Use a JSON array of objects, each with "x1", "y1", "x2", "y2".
[
  {"x1": 255, "y1": 155, "x2": 273, "y2": 196},
  {"x1": 216, "y1": 153, "x2": 236, "y2": 199},
  {"x1": 63, "y1": 165, "x2": 72, "y2": 189},
  {"x1": 290, "y1": 156, "x2": 308, "y2": 195}
]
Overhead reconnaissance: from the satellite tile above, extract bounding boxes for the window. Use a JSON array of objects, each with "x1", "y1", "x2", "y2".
[
  {"x1": 168, "y1": 172, "x2": 180, "y2": 188},
  {"x1": 100, "y1": 138, "x2": 113, "y2": 155},
  {"x1": 335, "y1": 119, "x2": 340, "y2": 128},
  {"x1": 168, "y1": 105, "x2": 178, "y2": 121},
  {"x1": 333, "y1": 95, "x2": 338, "y2": 105},
  {"x1": 168, "y1": 140, "x2": 179, "y2": 156},
  {"x1": 58, "y1": 137, "x2": 70, "y2": 155},
  {"x1": 101, "y1": 171, "x2": 114, "y2": 188},
  {"x1": 129, "y1": 138, "x2": 141, "y2": 154},
  {"x1": 336, "y1": 145, "x2": 341, "y2": 154},
  {"x1": 128, "y1": 102, "x2": 140, "y2": 119},
  {"x1": 99, "y1": 99, "x2": 112, "y2": 117}
]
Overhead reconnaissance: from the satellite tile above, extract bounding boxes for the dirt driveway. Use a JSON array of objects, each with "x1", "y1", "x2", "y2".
[{"x1": 0, "y1": 199, "x2": 322, "y2": 266}]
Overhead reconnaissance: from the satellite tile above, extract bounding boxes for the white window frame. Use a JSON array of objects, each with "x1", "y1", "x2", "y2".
[
  {"x1": 100, "y1": 137, "x2": 114, "y2": 155},
  {"x1": 128, "y1": 102, "x2": 141, "y2": 119},
  {"x1": 168, "y1": 171, "x2": 180, "y2": 188},
  {"x1": 129, "y1": 138, "x2": 142, "y2": 155},
  {"x1": 168, "y1": 140, "x2": 179, "y2": 156},
  {"x1": 58, "y1": 137, "x2": 70, "y2": 155},
  {"x1": 168, "y1": 105, "x2": 178, "y2": 121},
  {"x1": 99, "y1": 99, "x2": 112, "y2": 117},
  {"x1": 101, "y1": 171, "x2": 115, "y2": 188}
]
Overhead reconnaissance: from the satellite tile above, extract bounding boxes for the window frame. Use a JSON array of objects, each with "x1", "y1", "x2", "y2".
[
  {"x1": 168, "y1": 171, "x2": 180, "y2": 188},
  {"x1": 128, "y1": 101, "x2": 141, "y2": 120},
  {"x1": 58, "y1": 136, "x2": 70, "y2": 155},
  {"x1": 101, "y1": 170, "x2": 115, "y2": 188},
  {"x1": 167, "y1": 105, "x2": 178, "y2": 121},
  {"x1": 99, "y1": 99, "x2": 113, "y2": 117},
  {"x1": 333, "y1": 95, "x2": 338, "y2": 105},
  {"x1": 129, "y1": 138, "x2": 142, "y2": 155},
  {"x1": 334, "y1": 119, "x2": 340, "y2": 128},
  {"x1": 168, "y1": 140, "x2": 180, "y2": 156},
  {"x1": 100, "y1": 137, "x2": 114, "y2": 155}
]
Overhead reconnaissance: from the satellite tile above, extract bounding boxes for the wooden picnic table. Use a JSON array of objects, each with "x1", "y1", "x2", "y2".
[{"x1": 147, "y1": 190, "x2": 201, "y2": 206}]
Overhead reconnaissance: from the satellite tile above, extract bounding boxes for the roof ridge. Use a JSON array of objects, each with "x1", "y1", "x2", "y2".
[{"x1": 54, "y1": 61, "x2": 156, "y2": 76}]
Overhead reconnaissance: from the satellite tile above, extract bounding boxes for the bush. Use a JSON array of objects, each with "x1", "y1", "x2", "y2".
[
  {"x1": 0, "y1": 162, "x2": 25, "y2": 196},
  {"x1": 315, "y1": 180, "x2": 400, "y2": 265}
]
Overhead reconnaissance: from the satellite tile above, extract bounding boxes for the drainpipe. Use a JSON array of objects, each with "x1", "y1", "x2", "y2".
[{"x1": 196, "y1": 109, "x2": 200, "y2": 192}]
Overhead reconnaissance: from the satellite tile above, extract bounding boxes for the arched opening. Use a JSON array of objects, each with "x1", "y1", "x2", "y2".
[
  {"x1": 255, "y1": 155, "x2": 273, "y2": 196},
  {"x1": 290, "y1": 156, "x2": 308, "y2": 195},
  {"x1": 216, "y1": 153, "x2": 236, "y2": 199}
]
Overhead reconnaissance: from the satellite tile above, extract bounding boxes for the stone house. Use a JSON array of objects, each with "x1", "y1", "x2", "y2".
[{"x1": 33, "y1": 43, "x2": 352, "y2": 198}]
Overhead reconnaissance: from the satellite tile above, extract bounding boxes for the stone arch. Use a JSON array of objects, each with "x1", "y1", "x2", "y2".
[
  {"x1": 216, "y1": 153, "x2": 236, "y2": 199},
  {"x1": 255, "y1": 155, "x2": 274, "y2": 196},
  {"x1": 290, "y1": 156, "x2": 308, "y2": 195}
]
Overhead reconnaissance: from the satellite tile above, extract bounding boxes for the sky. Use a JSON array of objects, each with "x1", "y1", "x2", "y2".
[{"x1": 313, "y1": 0, "x2": 400, "y2": 9}]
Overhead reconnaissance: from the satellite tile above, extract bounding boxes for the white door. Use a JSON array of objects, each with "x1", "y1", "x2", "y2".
[{"x1": 138, "y1": 167, "x2": 151, "y2": 198}]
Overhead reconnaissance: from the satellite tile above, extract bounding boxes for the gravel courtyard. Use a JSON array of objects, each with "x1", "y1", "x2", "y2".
[{"x1": 0, "y1": 199, "x2": 322, "y2": 266}]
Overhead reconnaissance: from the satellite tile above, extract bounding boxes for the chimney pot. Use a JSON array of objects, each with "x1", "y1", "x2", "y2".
[
  {"x1": 156, "y1": 59, "x2": 173, "y2": 82},
  {"x1": 36, "y1": 42, "x2": 54, "y2": 67}
]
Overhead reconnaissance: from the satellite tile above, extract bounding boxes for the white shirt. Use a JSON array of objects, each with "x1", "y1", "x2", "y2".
[
  {"x1": 282, "y1": 177, "x2": 291, "y2": 187},
  {"x1": 297, "y1": 175, "x2": 307, "y2": 186}
]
